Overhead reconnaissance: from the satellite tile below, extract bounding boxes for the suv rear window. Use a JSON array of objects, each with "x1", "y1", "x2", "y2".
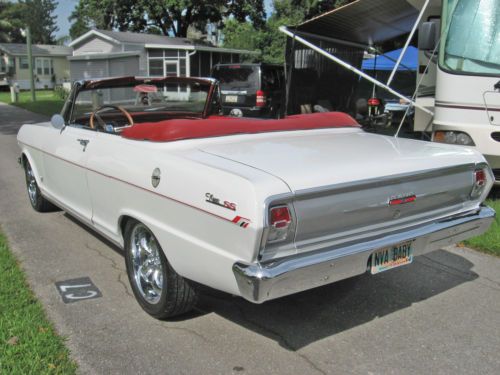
[{"x1": 212, "y1": 65, "x2": 259, "y2": 91}]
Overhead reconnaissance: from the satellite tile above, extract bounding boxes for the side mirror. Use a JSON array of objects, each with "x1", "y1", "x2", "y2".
[
  {"x1": 51, "y1": 114, "x2": 65, "y2": 129},
  {"x1": 418, "y1": 22, "x2": 437, "y2": 51}
]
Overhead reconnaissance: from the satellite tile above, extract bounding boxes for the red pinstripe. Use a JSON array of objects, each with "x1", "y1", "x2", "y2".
[{"x1": 20, "y1": 141, "x2": 249, "y2": 226}]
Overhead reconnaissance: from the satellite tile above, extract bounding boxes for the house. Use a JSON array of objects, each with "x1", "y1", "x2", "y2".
[
  {"x1": 68, "y1": 29, "x2": 257, "y2": 81},
  {"x1": 0, "y1": 43, "x2": 71, "y2": 89}
]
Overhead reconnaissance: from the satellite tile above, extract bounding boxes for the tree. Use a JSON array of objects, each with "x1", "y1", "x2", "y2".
[
  {"x1": 0, "y1": 19, "x2": 11, "y2": 43},
  {"x1": 69, "y1": 0, "x2": 145, "y2": 39},
  {"x1": 23, "y1": 0, "x2": 59, "y2": 44},
  {"x1": 222, "y1": 18, "x2": 262, "y2": 61},
  {"x1": 222, "y1": 0, "x2": 353, "y2": 63},
  {"x1": 68, "y1": 0, "x2": 266, "y2": 39},
  {"x1": 55, "y1": 35, "x2": 71, "y2": 45},
  {"x1": 0, "y1": 1, "x2": 23, "y2": 42},
  {"x1": 0, "y1": 0, "x2": 59, "y2": 44},
  {"x1": 0, "y1": 1, "x2": 11, "y2": 42}
]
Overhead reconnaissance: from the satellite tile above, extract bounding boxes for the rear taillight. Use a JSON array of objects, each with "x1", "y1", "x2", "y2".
[
  {"x1": 267, "y1": 205, "x2": 292, "y2": 243},
  {"x1": 470, "y1": 168, "x2": 487, "y2": 199},
  {"x1": 368, "y1": 97, "x2": 381, "y2": 106},
  {"x1": 256, "y1": 90, "x2": 266, "y2": 107}
]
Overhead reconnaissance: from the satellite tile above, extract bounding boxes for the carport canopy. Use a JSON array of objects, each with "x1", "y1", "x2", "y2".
[
  {"x1": 294, "y1": 0, "x2": 420, "y2": 47},
  {"x1": 282, "y1": 0, "x2": 436, "y2": 118}
]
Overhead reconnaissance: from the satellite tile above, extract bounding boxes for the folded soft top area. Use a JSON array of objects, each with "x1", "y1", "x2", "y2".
[{"x1": 121, "y1": 112, "x2": 359, "y2": 142}]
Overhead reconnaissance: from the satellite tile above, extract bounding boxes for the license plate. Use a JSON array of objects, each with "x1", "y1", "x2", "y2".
[
  {"x1": 224, "y1": 95, "x2": 238, "y2": 103},
  {"x1": 370, "y1": 240, "x2": 414, "y2": 274}
]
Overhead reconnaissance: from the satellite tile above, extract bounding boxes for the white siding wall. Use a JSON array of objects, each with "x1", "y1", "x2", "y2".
[
  {"x1": 109, "y1": 56, "x2": 140, "y2": 77},
  {"x1": 70, "y1": 60, "x2": 108, "y2": 81},
  {"x1": 73, "y1": 36, "x2": 120, "y2": 55},
  {"x1": 123, "y1": 44, "x2": 147, "y2": 75},
  {"x1": 70, "y1": 56, "x2": 140, "y2": 81}
]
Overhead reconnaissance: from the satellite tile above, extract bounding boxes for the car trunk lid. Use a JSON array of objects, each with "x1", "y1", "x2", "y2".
[{"x1": 200, "y1": 129, "x2": 480, "y2": 254}]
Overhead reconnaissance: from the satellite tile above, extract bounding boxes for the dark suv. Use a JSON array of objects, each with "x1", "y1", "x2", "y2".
[{"x1": 211, "y1": 63, "x2": 285, "y2": 118}]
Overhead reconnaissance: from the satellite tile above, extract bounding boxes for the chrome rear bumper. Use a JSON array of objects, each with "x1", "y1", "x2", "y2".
[{"x1": 233, "y1": 206, "x2": 495, "y2": 303}]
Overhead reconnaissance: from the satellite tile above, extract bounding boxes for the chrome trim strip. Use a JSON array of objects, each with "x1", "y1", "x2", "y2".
[
  {"x1": 234, "y1": 206, "x2": 495, "y2": 303},
  {"x1": 292, "y1": 163, "x2": 475, "y2": 199},
  {"x1": 259, "y1": 163, "x2": 478, "y2": 257}
]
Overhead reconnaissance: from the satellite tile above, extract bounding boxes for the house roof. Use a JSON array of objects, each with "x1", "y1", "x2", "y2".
[
  {"x1": 67, "y1": 51, "x2": 141, "y2": 61},
  {"x1": 95, "y1": 29, "x2": 194, "y2": 47},
  {"x1": 0, "y1": 43, "x2": 72, "y2": 57},
  {"x1": 69, "y1": 29, "x2": 258, "y2": 55}
]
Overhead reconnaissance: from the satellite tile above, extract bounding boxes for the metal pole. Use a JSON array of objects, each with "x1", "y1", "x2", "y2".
[
  {"x1": 386, "y1": 0, "x2": 431, "y2": 86},
  {"x1": 26, "y1": 27, "x2": 35, "y2": 102},
  {"x1": 279, "y1": 26, "x2": 434, "y2": 116}
]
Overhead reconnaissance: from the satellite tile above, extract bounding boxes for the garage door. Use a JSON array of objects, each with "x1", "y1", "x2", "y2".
[{"x1": 70, "y1": 60, "x2": 108, "y2": 81}]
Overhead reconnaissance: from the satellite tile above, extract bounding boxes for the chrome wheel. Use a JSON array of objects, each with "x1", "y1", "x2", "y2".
[
  {"x1": 129, "y1": 224, "x2": 164, "y2": 304},
  {"x1": 26, "y1": 163, "x2": 38, "y2": 206}
]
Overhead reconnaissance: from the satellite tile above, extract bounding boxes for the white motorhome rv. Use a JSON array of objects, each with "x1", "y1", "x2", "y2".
[
  {"x1": 414, "y1": 0, "x2": 500, "y2": 185},
  {"x1": 281, "y1": 0, "x2": 500, "y2": 185}
]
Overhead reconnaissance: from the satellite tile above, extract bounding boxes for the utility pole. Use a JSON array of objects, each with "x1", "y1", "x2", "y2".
[{"x1": 26, "y1": 27, "x2": 35, "y2": 102}]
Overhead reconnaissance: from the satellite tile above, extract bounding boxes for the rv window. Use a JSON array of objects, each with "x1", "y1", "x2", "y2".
[{"x1": 441, "y1": 0, "x2": 500, "y2": 75}]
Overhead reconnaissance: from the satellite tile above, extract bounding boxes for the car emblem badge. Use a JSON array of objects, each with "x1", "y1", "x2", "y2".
[
  {"x1": 389, "y1": 193, "x2": 416, "y2": 206},
  {"x1": 151, "y1": 168, "x2": 161, "y2": 188},
  {"x1": 206, "y1": 193, "x2": 237, "y2": 211}
]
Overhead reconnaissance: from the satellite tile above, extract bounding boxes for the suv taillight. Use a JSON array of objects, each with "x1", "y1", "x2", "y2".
[
  {"x1": 267, "y1": 205, "x2": 292, "y2": 243},
  {"x1": 256, "y1": 90, "x2": 266, "y2": 107},
  {"x1": 470, "y1": 168, "x2": 487, "y2": 199}
]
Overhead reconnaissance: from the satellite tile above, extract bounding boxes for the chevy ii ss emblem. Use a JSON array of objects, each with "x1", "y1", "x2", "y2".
[
  {"x1": 206, "y1": 193, "x2": 237, "y2": 211},
  {"x1": 389, "y1": 193, "x2": 416, "y2": 206},
  {"x1": 151, "y1": 168, "x2": 161, "y2": 188}
]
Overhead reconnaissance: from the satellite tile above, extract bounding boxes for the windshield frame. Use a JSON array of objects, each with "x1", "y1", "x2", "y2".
[
  {"x1": 438, "y1": 0, "x2": 500, "y2": 78},
  {"x1": 63, "y1": 76, "x2": 216, "y2": 124}
]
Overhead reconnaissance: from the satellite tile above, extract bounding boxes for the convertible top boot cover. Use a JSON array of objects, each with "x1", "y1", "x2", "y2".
[{"x1": 121, "y1": 112, "x2": 359, "y2": 142}]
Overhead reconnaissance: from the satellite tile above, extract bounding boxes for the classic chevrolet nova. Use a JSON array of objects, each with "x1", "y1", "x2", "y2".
[{"x1": 17, "y1": 76, "x2": 495, "y2": 318}]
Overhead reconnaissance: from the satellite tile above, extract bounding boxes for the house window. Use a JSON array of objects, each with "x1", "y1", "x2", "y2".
[
  {"x1": 148, "y1": 49, "x2": 163, "y2": 58},
  {"x1": 36, "y1": 59, "x2": 42, "y2": 75},
  {"x1": 1, "y1": 57, "x2": 15, "y2": 74},
  {"x1": 35, "y1": 58, "x2": 53, "y2": 76},
  {"x1": 164, "y1": 49, "x2": 178, "y2": 58},
  {"x1": 43, "y1": 59, "x2": 50, "y2": 75},
  {"x1": 179, "y1": 58, "x2": 186, "y2": 76},
  {"x1": 148, "y1": 60, "x2": 163, "y2": 76},
  {"x1": 147, "y1": 49, "x2": 184, "y2": 77},
  {"x1": 20, "y1": 57, "x2": 29, "y2": 69},
  {"x1": 8, "y1": 57, "x2": 15, "y2": 74}
]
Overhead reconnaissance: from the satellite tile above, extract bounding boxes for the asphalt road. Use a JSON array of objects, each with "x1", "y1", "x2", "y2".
[{"x1": 1, "y1": 102, "x2": 500, "y2": 375}]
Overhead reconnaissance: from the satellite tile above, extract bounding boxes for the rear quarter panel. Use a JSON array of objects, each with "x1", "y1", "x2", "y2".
[{"x1": 86, "y1": 133, "x2": 290, "y2": 294}]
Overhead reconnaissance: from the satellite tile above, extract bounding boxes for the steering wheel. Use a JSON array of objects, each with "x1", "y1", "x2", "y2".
[{"x1": 89, "y1": 105, "x2": 134, "y2": 130}]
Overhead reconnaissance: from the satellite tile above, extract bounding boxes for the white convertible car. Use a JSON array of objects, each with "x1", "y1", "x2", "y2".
[{"x1": 18, "y1": 76, "x2": 495, "y2": 318}]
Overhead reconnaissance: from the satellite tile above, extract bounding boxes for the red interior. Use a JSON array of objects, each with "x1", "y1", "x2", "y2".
[{"x1": 121, "y1": 112, "x2": 359, "y2": 142}]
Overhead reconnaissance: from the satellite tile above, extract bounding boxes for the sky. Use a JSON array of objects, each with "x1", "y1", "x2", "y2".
[
  {"x1": 54, "y1": 0, "x2": 274, "y2": 38},
  {"x1": 54, "y1": 0, "x2": 78, "y2": 38}
]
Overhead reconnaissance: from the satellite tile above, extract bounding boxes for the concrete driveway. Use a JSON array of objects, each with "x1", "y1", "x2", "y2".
[{"x1": 1, "y1": 102, "x2": 499, "y2": 374}]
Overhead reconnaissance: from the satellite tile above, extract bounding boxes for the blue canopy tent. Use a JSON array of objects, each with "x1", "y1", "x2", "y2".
[{"x1": 362, "y1": 46, "x2": 418, "y2": 71}]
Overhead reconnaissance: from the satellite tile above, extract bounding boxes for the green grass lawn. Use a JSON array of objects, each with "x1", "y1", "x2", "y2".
[
  {"x1": 463, "y1": 198, "x2": 500, "y2": 257},
  {"x1": 0, "y1": 232, "x2": 77, "y2": 374},
  {"x1": 0, "y1": 90, "x2": 64, "y2": 117}
]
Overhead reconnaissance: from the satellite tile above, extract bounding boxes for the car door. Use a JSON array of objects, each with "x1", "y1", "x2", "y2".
[{"x1": 42, "y1": 125, "x2": 95, "y2": 223}]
